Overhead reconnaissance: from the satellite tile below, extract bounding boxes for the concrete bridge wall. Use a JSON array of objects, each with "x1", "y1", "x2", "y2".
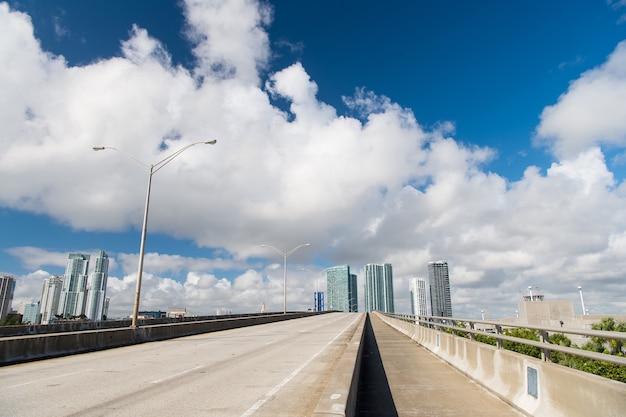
[
  {"x1": 376, "y1": 312, "x2": 626, "y2": 417},
  {"x1": 0, "y1": 312, "x2": 319, "y2": 366}
]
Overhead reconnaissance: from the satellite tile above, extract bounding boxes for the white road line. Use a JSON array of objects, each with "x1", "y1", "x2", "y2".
[
  {"x1": 150, "y1": 365, "x2": 205, "y2": 384},
  {"x1": 9, "y1": 369, "x2": 93, "y2": 388},
  {"x1": 240, "y1": 315, "x2": 360, "y2": 417}
]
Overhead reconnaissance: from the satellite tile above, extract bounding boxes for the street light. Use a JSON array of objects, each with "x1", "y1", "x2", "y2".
[
  {"x1": 261, "y1": 243, "x2": 310, "y2": 314},
  {"x1": 93, "y1": 140, "x2": 217, "y2": 327}
]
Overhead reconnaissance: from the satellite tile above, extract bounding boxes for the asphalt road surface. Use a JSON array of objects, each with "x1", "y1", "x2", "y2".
[{"x1": 1, "y1": 313, "x2": 362, "y2": 417}]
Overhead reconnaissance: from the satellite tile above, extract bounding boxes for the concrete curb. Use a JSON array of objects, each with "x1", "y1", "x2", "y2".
[{"x1": 312, "y1": 313, "x2": 366, "y2": 417}]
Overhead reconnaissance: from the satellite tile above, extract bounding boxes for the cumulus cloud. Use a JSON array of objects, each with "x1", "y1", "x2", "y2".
[
  {"x1": 536, "y1": 41, "x2": 626, "y2": 158},
  {"x1": 182, "y1": 0, "x2": 272, "y2": 83},
  {"x1": 3, "y1": 0, "x2": 626, "y2": 319}
]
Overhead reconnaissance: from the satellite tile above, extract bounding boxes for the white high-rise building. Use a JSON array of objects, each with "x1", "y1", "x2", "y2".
[
  {"x1": 58, "y1": 253, "x2": 90, "y2": 318},
  {"x1": 428, "y1": 260, "x2": 452, "y2": 317},
  {"x1": 0, "y1": 275, "x2": 16, "y2": 320},
  {"x1": 40, "y1": 275, "x2": 64, "y2": 324},
  {"x1": 364, "y1": 263, "x2": 394, "y2": 313},
  {"x1": 409, "y1": 277, "x2": 428, "y2": 316},
  {"x1": 86, "y1": 250, "x2": 110, "y2": 320}
]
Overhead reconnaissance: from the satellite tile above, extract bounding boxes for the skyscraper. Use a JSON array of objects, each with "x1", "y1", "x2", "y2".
[
  {"x1": 59, "y1": 253, "x2": 90, "y2": 318},
  {"x1": 19, "y1": 301, "x2": 40, "y2": 324},
  {"x1": 40, "y1": 275, "x2": 64, "y2": 324},
  {"x1": 428, "y1": 261, "x2": 452, "y2": 317},
  {"x1": 86, "y1": 250, "x2": 109, "y2": 320},
  {"x1": 326, "y1": 265, "x2": 358, "y2": 312},
  {"x1": 0, "y1": 275, "x2": 16, "y2": 320},
  {"x1": 349, "y1": 273, "x2": 358, "y2": 312},
  {"x1": 409, "y1": 277, "x2": 428, "y2": 316},
  {"x1": 364, "y1": 263, "x2": 394, "y2": 313}
]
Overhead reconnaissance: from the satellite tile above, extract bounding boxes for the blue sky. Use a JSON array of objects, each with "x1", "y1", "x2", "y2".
[{"x1": 2, "y1": 0, "x2": 626, "y2": 319}]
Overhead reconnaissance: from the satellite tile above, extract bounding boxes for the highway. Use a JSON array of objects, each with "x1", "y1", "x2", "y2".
[{"x1": 1, "y1": 313, "x2": 363, "y2": 417}]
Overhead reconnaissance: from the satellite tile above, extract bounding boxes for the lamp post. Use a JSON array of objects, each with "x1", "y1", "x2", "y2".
[
  {"x1": 93, "y1": 140, "x2": 217, "y2": 327},
  {"x1": 578, "y1": 285, "x2": 587, "y2": 315},
  {"x1": 261, "y1": 243, "x2": 310, "y2": 314}
]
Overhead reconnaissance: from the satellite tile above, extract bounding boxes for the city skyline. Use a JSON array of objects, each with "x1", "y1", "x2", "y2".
[
  {"x1": 2, "y1": 1, "x2": 626, "y2": 319},
  {"x1": 3, "y1": 253, "x2": 616, "y2": 320},
  {"x1": 30, "y1": 251, "x2": 111, "y2": 322}
]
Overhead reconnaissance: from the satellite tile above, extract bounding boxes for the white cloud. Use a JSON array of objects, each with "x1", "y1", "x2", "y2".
[
  {"x1": 121, "y1": 25, "x2": 172, "y2": 66},
  {"x1": 182, "y1": 0, "x2": 272, "y2": 84},
  {"x1": 6, "y1": 247, "x2": 69, "y2": 270},
  {"x1": 3, "y1": 1, "x2": 626, "y2": 319},
  {"x1": 536, "y1": 41, "x2": 626, "y2": 158}
]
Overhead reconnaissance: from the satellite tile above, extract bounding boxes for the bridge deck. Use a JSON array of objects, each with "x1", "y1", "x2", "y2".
[{"x1": 367, "y1": 313, "x2": 525, "y2": 417}]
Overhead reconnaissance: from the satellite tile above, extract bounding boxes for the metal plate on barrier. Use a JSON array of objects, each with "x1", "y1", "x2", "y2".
[{"x1": 527, "y1": 366, "x2": 538, "y2": 398}]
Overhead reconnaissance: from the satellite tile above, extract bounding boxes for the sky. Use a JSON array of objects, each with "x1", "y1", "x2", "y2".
[{"x1": 2, "y1": 0, "x2": 626, "y2": 320}]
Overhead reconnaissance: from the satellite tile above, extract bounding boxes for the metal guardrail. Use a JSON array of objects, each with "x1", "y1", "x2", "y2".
[{"x1": 383, "y1": 312, "x2": 626, "y2": 367}]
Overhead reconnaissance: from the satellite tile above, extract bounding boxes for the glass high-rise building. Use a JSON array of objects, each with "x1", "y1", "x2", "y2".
[
  {"x1": 40, "y1": 275, "x2": 64, "y2": 324},
  {"x1": 86, "y1": 250, "x2": 109, "y2": 320},
  {"x1": 326, "y1": 265, "x2": 358, "y2": 312},
  {"x1": 59, "y1": 253, "x2": 90, "y2": 318},
  {"x1": 428, "y1": 260, "x2": 452, "y2": 317},
  {"x1": 0, "y1": 275, "x2": 16, "y2": 320},
  {"x1": 349, "y1": 273, "x2": 357, "y2": 312},
  {"x1": 364, "y1": 263, "x2": 394, "y2": 313},
  {"x1": 409, "y1": 277, "x2": 428, "y2": 316},
  {"x1": 19, "y1": 301, "x2": 40, "y2": 324}
]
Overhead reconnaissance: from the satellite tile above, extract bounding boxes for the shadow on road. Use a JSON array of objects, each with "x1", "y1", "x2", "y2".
[{"x1": 355, "y1": 314, "x2": 398, "y2": 417}]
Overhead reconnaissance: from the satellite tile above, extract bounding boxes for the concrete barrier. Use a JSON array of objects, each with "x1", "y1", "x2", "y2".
[
  {"x1": 313, "y1": 313, "x2": 366, "y2": 417},
  {"x1": 376, "y1": 312, "x2": 626, "y2": 417},
  {"x1": 0, "y1": 312, "x2": 293, "y2": 337},
  {"x1": 0, "y1": 312, "x2": 319, "y2": 366}
]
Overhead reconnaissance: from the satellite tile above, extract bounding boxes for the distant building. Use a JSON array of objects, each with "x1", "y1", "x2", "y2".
[
  {"x1": 350, "y1": 273, "x2": 358, "y2": 312},
  {"x1": 313, "y1": 291, "x2": 324, "y2": 312},
  {"x1": 58, "y1": 253, "x2": 90, "y2": 318},
  {"x1": 326, "y1": 265, "x2": 358, "y2": 312},
  {"x1": 86, "y1": 250, "x2": 109, "y2": 320},
  {"x1": 40, "y1": 275, "x2": 64, "y2": 324},
  {"x1": 364, "y1": 263, "x2": 394, "y2": 313},
  {"x1": 103, "y1": 297, "x2": 110, "y2": 319},
  {"x1": 409, "y1": 277, "x2": 428, "y2": 316},
  {"x1": 428, "y1": 261, "x2": 452, "y2": 317},
  {"x1": 19, "y1": 301, "x2": 40, "y2": 324},
  {"x1": 168, "y1": 307, "x2": 188, "y2": 318},
  {"x1": 0, "y1": 275, "x2": 16, "y2": 321},
  {"x1": 138, "y1": 311, "x2": 166, "y2": 319}
]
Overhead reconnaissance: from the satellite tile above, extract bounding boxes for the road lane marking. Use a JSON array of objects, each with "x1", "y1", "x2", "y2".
[
  {"x1": 240, "y1": 315, "x2": 361, "y2": 417},
  {"x1": 9, "y1": 369, "x2": 93, "y2": 388},
  {"x1": 150, "y1": 365, "x2": 205, "y2": 384}
]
